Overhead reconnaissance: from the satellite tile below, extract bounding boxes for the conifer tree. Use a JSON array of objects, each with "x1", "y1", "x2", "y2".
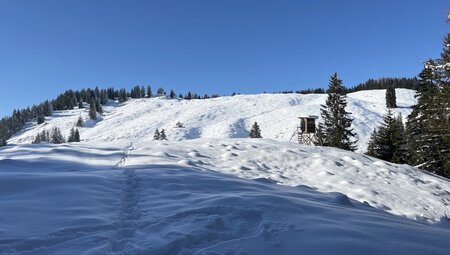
[
  {"x1": 160, "y1": 129, "x2": 167, "y2": 140},
  {"x1": 153, "y1": 129, "x2": 160, "y2": 140},
  {"x1": 89, "y1": 102, "x2": 97, "y2": 120},
  {"x1": 365, "y1": 129, "x2": 379, "y2": 158},
  {"x1": 386, "y1": 86, "x2": 397, "y2": 108},
  {"x1": 319, "y1": 73, "x2": 357, "y2": 151},
  {"x1": 74, "y1": 129, "x2": 80, "y2": 142},
  {"x1": 78, "y1": 99, "x2": 83, "y2": 109},
  {"x1": 141, "y1": 86, "x2": 146, "y2": 98},
  {"x1": 170, "y1": 89, "x2": 176, "y2": 99},
  {"x1": 32, "y1": 133, "x2": 42, "y2": 144},
  {"x1": 405, "y1": 59, "x2": 448, "y2": 175},
  {"x1": 147, "y1": 85, "x2": 152, "y2": 98},
  {"x1": 157, "y1": 87, "x2": 165, "y2": 96},
  {"x1": 50, "y1": 127, "x2": 65, "y2": 144},
  {"x1": 37, "y1": 113, "x2": 45, "y2": 125},
  {"x1": 68, "y1": 128, "x2": 76, "y2": 142},
  {"x1": 76, "y1": 116, "x2": 83, "y2": 127},
  {"x1": 249, "y1": 122, "x2": 262, "y2": 138},
  {"x1": 95, "y1": 98, "x2": 103, "y2": 114}
]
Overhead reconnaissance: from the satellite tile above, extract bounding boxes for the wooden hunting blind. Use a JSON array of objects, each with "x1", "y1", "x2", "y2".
[{"x1": 297, "y1": 116, "x2": 318, "y2": 145}]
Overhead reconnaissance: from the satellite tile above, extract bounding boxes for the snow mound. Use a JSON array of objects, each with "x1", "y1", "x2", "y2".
[
  {"x1": 1, "y1": 142, "x2": 450, "y2": 254},
  {"x1": 7, "y1": 89, "x2": 417, "y2": 153}
]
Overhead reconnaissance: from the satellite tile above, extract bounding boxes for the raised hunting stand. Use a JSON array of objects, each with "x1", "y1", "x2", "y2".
[{"x1": 297, "y1": 116, "x2": 318, "y2": 145}]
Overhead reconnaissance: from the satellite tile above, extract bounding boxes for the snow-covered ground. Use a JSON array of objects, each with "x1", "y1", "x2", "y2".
[
  {"x1": 8, "y1": 89, "x2": 416, "y2": 153},
  {"x1": 3, "y1": 89, "x2": 450, "y2": 254},
  {"x1": 1, "y1": 141, "x2": 450, "y2": 254}
]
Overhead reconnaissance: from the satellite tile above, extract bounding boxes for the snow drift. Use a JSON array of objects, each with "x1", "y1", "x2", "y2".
[{"x1": 1, "y1": 141, "x2": 450, "y2": 255}]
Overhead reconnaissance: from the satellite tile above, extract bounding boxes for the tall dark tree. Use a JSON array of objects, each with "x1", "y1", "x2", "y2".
[
  {"x1": 157, "y1": 87, "x2": 165, "y2": 96},
  {"x1": 249, "y1": 122, "x2": 262, "y2": 138},
  {"x1": 74, "y1": 129, "x2": 80, "y2": 142},
  {"x1": 169, "y1": 89, "x2": 176, "y2": 99},
  {"x1": 68, "y1": 128, "x2": 81, "y2": 142},
  {"x1": 386, "y1": 86, "x2": 397, "y2": 108},
  {"x1": 147, "y1": 85, "x2": 152, "y2": 98},
  {"x1": 76, "y1": 116, "x2": 84, "y2": 127},
  {"x1": 95, "y1": 98, "x2": 103, "y2": 114},
  {"x1": 153, "y1": 129, "x2": 160, "y2": 140},
  {"x1": 37, "y1": 113, "x2": 45, "y2": 125},
  {"x1": 89, "y1": 102, "x2": 97, "y2": 120},
  {"x1": 365, "y1": 109, "x2": 405, "y2": 163},
  {"x1": 160, "y1": 129, "x2": 167, "y2": 140},
  {"x1": 50, "y1": 127, "x2": 65, "y2": 144},
  {"x1": 405, "y1": 58, "x2": 449, "y2": 176},
  {"x1": 78, "y1": 99, "x2": 84, "y2": 109},
  {"x1": 319, "y1": 73, "x2": 357, "y2": 151}
]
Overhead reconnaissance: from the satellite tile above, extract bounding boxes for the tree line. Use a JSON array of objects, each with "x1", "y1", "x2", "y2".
[
  {"x1": 0, "y1": 86, "x2": 222, "y2": 147},
  {"x1": 365, "y1": 33, "x2": 450, "y2": 178}
]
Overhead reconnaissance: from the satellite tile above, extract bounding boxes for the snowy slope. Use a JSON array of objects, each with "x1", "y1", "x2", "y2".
[
  {"x1": 8, "y1": 89, "x2": 416, "y2": 153},
  {"x1": 1, "y1": 141, "x2": 450, "y2": 255}
]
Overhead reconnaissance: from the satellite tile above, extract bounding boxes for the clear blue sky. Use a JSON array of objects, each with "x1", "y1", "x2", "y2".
[{"x1": 0, "y1": 0, "x2": 448, "y2": 118}]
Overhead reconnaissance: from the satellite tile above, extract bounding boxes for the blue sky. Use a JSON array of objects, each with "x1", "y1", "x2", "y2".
[{"x1": 0, "y1": 0, "x2": 448, "y2": 117}]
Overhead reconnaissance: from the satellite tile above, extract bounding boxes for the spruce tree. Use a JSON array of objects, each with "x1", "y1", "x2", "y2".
[
  {"x1": 319, "y1": 73, "x2": 357, "y2": 151},
  {"x1": 51, "y1": 127, "x2": 65, "y2": 144},
  {"x1": 95, "y1": 98, "x2": 103, "y2": 114},
  {"x1": 157, "y1": 87, "x2": 165, "y2": 96},
  {"x1": 386, "y1": 86, "x2": 397, "y2": 108},
  {"x1": 68, "y1": 128, "x2": 76, "y2": 142},
  {"x1": 74, "y1": 129, "x2": 80, "y2": 142},
  {"x1": 365, "y1": 129, "x2": 379, "y2": 158},
  {"x1": 160, "y1": 129, "x2": 167, "y2": 140},
  {"x1": 37, "y1": 113, "x2": 45, "y2": 125},
  {"x1": 147, "y1": 85, "x2": 152, "y2": 97},
  {"x1": 89, "y1": 102, "x2": 97, "y2": 120},
  {"x1": 249, "y1": 122, "x2": 262, "y2": 138},
  {"x1": 405, "y1": 59, "x2": 449, "y2": 176},
  {"x1": 78, "y1": 99, "x2": 83, "y2": 109},
  {"x1": 153, "y1": 129, "x2": 160, "y2": 140},
  {"x1": 170, "y1": 89, "x2": 176, "y2": 99},
  {"x1": 32, "y1": 133, "x2": 42, "y2": 144},
  {"x1": 76, "y1": 116, "x2": 83, "y2": 127}
]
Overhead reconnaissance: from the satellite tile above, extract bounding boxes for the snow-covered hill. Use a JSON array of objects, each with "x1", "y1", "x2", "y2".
[
  {"x1": 1, "y1": 140, "x2": 450, "y2": 254},
  {"x1": 4, "y1": 89, "x2": 450, "y2": 254},
  {"x1": 8, "y1": 89, "x2": 416, "y2": 153}
]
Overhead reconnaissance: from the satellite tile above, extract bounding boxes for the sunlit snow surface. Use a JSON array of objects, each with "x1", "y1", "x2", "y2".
[
  {"x1": 8, "y1": 89, "x2": 417, "y2": 153},
  {"x1": 3, "y1": 89, "x2": 450, "y2": 254},
  {"x1": 1, "y1": 140, "x2": 450, "y2": 254}
]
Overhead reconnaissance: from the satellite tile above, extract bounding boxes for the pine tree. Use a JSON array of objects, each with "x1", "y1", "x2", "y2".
[
  {"x1": 405, "y1": 59, "x2": 449, "y2": 175},
  {"x1": 89, "y1": 102, "x2": 97, "y2": 120},
  {"x1": 37, "y1": 113, "x2": 45, "y2": 125},
  {"x1": 157, "y1": 87, "x2": 165, "y2": 96},
  {"x1": 365, "y1": 129, "x2": 379, "y2": 157},
  {"x1": 78, "y1": 99, "x2": 83, "y2": 109},
  {"x1": 249, "y1": 122, "x2": 262, "y2": 138},
  {"x1": 160, "y1": 129, "x2": 167, "y2": 140},
  {"x1": 76, "y1": 116, "x2": 83, "y2": 127},
  {"x1": 68, "y1": 128, "x2": 76, "y2": 142},
  {"x1": 153, "y1": 129, "x2": 160, "y2": 140},
  {"x1": 95, "y1": 98, "x2": 103, "y2": 114},
  {"x1": 170, "y1": 89, "x2": 176, "y2": 99},
  {"x1": 68, "y1": 128, "x2": 81, "y2": 142},
  {"x1": 386, "y1": 86, "x2": 397, "y2": 108},
  {"x1": 32, "y1": 133, "x2": 42, "y2": 144},
  {"x1": 319, "y1": 73, "x2": 357, "y2": 151},
  {"x1": 141, "y1": 86, "x2": 146, "y2": 98},
  {"x1": 50, "y1": 127, "x2": 65, "y2": 144},
  {"x1": 74, "y1": 129, "x2": 80, "y2": 142},
  {"x1": 147, "y1": 86, "x2": 152, "y2": 98}
]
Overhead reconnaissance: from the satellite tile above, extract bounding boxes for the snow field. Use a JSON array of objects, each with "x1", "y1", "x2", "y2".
[
  {"x1": 8, "y1": 89, "x2": 417, "y2": 153},
  {"x1": 1, "y1": 142, "x2": 450, "y2": 254}
]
